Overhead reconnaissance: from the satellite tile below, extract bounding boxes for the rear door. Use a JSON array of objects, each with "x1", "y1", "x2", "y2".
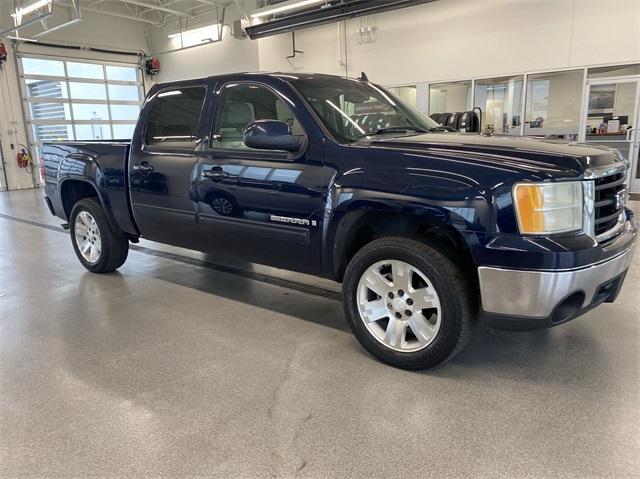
[
  {"x1": 129, "y1": 84, "x2": 209, "y2": 249},
  {"x1": 196, "y1": 81, "x2": 325, "y2": 274}
]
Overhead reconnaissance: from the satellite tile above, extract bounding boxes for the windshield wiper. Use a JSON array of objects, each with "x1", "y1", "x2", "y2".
[{"x1": 353, "y1": 125, "x2": 429, "y2": 139}]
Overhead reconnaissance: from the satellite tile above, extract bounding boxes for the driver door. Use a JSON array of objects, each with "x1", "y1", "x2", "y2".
[{"x1": 196, "y1": 82, "x2": 325, "y2": 274}]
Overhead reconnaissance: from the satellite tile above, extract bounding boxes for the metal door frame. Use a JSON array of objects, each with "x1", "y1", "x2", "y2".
[{"x1": 578, "y1": 76, "x2": 640, "y2": 193}]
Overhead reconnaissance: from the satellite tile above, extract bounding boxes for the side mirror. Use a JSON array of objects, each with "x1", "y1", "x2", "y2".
[{"x1": 243, "y1": 120, "x2": 303, "y2": 152}]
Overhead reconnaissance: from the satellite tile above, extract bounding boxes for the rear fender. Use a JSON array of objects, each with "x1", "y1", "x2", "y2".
[{"x1": 58, "y1": 154, "x2": 122, "y2": 235}]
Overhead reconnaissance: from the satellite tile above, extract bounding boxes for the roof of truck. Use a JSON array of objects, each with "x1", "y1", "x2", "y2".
[{"x1": 151, "y1": 72, "x2": 365, "y2": 90}]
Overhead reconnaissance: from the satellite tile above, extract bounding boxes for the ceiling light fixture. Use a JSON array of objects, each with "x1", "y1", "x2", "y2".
[
  {"x1": 250, "y1": 0, "x2": 326, "y2": 19},
  {"x1": 168, "y1": 24, "x2": 221, "y2": 40},
  {"x1": 11, "y1": 0, "x2": 52, "y2": 18},
  {"x1": 168, "y1": 23, "x2": 222, "y2": 48}
]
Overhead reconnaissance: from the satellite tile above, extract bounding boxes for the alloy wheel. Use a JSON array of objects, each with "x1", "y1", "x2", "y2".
[
  {"x1": 74, "y1": 211, "x2": 102, "y2": 264},
  {"x1": 356, "y1": 259, "x2": 442, "y2": 352}
]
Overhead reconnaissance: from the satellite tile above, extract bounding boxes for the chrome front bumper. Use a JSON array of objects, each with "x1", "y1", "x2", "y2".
[{"x1": 478, "y1": 241, "x2": 636, "y2": 328}]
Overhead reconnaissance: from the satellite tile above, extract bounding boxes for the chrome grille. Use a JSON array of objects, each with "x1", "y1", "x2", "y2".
[{"x1": 593, "y1": 171, "x2": 627, "y2": 240}]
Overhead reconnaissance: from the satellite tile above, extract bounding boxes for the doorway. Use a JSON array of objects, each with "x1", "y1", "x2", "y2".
[{"x1": 580, "y1": 76, "x2": 640, "y2": 193}]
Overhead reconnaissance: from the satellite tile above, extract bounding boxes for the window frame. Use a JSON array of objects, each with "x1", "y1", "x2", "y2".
[
  {"x1": 208, "y1": 80, "x2": 308, "y2": 159},
  {"x1": 142, "y1": 85, "x2": 209, "y2": 151}
]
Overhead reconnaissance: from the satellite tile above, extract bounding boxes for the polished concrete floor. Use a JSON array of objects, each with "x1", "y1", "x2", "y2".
[{"x1": 1, "y1": 188, "x2": 639, "y2": 478}]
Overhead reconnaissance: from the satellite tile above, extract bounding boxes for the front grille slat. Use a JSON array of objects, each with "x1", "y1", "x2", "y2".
[
  {"x1": 595, "y1": 177, "x2": 626, "y2": 191},
  {"x1": 595, "y1": 210, "x2": 621, "y2": 225},
  {"x1": 592, "y1": 171, "x2": 626, "y2": 240},
  {"x1": 595, "y1": 198, "x2": 615, "y2": 208}
]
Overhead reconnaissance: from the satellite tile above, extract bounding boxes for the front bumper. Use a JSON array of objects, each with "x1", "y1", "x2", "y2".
[{"x1": 478, "y1": 223, "x2": 636, "y2": 330}]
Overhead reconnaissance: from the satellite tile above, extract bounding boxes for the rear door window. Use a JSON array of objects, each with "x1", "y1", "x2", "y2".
[{"x1": 145, "y1": 87, "x2": 207, "y2": 149}]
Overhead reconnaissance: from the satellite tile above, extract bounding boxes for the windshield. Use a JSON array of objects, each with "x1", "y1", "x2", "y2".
[{"x1": 290, "y1": 77, "x2": 439, "y2": 142}]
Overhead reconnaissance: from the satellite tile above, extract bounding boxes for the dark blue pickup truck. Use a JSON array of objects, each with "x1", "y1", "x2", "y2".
[{"x1": 43, "y1": 73, "x2": 637, "y2": 369}]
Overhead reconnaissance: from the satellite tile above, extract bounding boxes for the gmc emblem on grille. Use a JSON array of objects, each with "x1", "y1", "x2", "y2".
[{"x1": 615, "y1": 188, "x2": 628, "y2": 210}]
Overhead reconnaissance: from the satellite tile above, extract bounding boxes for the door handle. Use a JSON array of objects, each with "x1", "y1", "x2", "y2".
[
  {"x1": 202, "y1": 168, "x2": 229, "y2": 182},
  {"x1": 133, "y1": 161, "x2": 155, "y2": 174},
  {"x1": 626, "y1": 128, "x2": 638, "y2": 143}
]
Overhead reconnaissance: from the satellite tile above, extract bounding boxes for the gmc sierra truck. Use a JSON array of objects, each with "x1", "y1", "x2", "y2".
[{"x1": 43, "y1": 73, "x2": 637, "y2": 369}]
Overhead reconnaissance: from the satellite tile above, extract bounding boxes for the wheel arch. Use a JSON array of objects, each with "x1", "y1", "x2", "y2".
[
  {"x1": 327, "y1": 201, "x2": 477, "y2": 284},
  {"x1": 60, "y1": 178, "x2": 121, "y2": 235}
]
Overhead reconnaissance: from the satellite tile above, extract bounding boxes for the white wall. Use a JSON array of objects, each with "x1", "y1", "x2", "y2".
[
  {"x1": 144, "y1": 3, "x2": 259, "y2": 84},
  {"x1": 258, "y1": 0, "x2": 640, "y2": 85},
  {"x1": 149, "y1": 25, "x2": 259, "y2": 83},
  {"x1": 0, "y1": 40, "x2": 34, "y2": 191}
]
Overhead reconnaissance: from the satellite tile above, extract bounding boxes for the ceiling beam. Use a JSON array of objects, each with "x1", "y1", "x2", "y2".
[
  {"x1": 117, "y1": 0, "x2": 193, "y2": 16},
  {"x1": 57, "y1": 1, "x2": 165, "y2": 25},
  {"x1": 192, "y1": 0, "x2": 223, "y2": 6}
]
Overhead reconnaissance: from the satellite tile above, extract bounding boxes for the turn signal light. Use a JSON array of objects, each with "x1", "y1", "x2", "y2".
[{"x1": 513, "y1": 182, "x2": 583, "y2": 234}]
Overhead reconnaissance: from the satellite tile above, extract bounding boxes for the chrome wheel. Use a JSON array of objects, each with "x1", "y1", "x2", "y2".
[
  {"x1": 74, "y1": 211, "x2": 102, "y2": 264},
  {"x1": 356, "y1": 259, "x2": 441, "y2": 352}
]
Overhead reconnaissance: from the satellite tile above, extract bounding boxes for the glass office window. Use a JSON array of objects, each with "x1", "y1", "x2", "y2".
[
  {"x1": 429, "y1": 81, "x2": 471, "y2": 114},
  {"x1": 474, "y1": 76, "x2": 523, "y2": 135},
  {"x1": 524, "y1": 70, "x2": 583, "y2": 138},
  {"x1": 585, "y1": 82, "x2": 637, "y2": 136},
  {"x1": 388, "y1": 85, "x2": 417, "y2": 108},
  {"x1": 588, "y1": 64, "x2": 640, "y2": 79}
]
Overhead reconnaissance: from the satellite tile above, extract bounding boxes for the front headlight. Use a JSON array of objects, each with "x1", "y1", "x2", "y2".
[{"x1": 513, "y1": 182, "x2": 583, "y2": 234}]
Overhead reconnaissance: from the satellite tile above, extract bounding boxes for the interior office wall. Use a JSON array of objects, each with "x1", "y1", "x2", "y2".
[
  {"x1": 258, "y1": 0, "x2": 640, "y2": 85},
  {"x1": 0, "y1": 8, "x2": 148, "y2": 190}
]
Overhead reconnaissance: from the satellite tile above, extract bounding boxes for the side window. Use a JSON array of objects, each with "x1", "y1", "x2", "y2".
[
  {"x1": 145, "y1": 87, "x2": 206, "y2": 148},
  {"x1": 212, "y1": 83, "x2": 303, "y2": 150}
]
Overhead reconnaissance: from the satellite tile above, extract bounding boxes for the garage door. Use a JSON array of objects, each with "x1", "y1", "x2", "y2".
[{"x1": 17, "y1": 54, "x2": 144, "y2": 183}]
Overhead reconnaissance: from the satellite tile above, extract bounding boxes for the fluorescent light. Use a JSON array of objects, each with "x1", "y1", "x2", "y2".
[
  {"x1": 168, "y1": 23, "x2": 221, "y2": 48},
  {"x1": 250, "y1": 0, "x2": 325, "y2": 19},
  {"x1": 11, "y1": 0, "x2": 52, "y2": 17},
  {"x1": 168, "y1": 24, "x2": 220, "y2": 39}
]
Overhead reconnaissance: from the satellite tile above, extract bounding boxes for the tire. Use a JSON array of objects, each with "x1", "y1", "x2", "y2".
[
  {"x1": 342, "y1": 237, "x2": 476, "y2": 370},
  {"x1": 70, "y1": 197, "x2": 129, "y2": 273}
]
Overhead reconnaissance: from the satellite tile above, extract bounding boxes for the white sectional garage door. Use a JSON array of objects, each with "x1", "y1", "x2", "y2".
[{"x1": 17, "y1": 54, "x2": 144, "y2": 181}]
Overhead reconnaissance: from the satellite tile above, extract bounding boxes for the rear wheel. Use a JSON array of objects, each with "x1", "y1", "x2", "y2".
[
  {"x1": 70, "y1": 198, "x2": 129, "y2": 273},
  {"x1": 343, "y1": 237, "x2": 475, "y2": 370}
]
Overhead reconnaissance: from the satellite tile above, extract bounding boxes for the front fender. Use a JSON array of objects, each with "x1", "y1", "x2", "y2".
[{"x1": 322, "y1": 185, "x2": 489, "y2": 280}]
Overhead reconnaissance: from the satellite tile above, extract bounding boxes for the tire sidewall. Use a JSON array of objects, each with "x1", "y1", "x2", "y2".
[
  {"x1": 344, "y1": 241, "x2": 465, "y2": 368},
  {"x1": 70, "y1": 199, "x2": 112, "y2": 273}
]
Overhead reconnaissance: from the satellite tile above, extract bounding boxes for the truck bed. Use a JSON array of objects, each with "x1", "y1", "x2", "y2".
[{"x1": 42, "y1": 141, "x2": 138, "y2": 236}]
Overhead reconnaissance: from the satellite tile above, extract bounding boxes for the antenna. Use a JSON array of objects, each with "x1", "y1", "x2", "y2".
[{"x1": 359, "y1": 72, "x2": 369, "y2": 81}]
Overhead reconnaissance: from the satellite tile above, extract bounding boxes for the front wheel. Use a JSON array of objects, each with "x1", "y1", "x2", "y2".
[
  {"x1": 70, "y1": 197, "x2": 129, "y2": 273},
  {"x1": 343, "y1": 237, "x2": 476, "y2": 370}
]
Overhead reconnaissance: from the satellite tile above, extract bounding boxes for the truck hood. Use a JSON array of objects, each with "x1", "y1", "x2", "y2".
[{"x1": 364, "y1": 133, "x2": 623, "y2": 179}]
